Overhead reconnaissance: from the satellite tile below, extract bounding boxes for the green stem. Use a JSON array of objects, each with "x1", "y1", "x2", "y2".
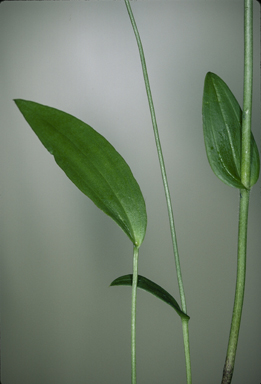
[
  {"x1": 124, "y1": 1, "x2": 191, "y2": 383},
  {"x1": 241, "y1": 0, "x2": 253, "y2": 189},
  {"x1": 221, "y1": 189, "x2": 250, "y2": 384},
  {"x1": 131, "y1": 245, "x2": 139, "y2": 384},
  {"x1": 221, "y1": 1, "x2": 253, "y2": 382},
  {"x1": 182, "y1": 319, "x2": 192, "y2": 384}
]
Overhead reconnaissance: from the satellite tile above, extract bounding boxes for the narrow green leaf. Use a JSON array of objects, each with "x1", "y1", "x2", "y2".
[
  {"x1": 111, "y1": 274, "x2": 190, "y2": 320},
  {"x1": 202, "y1": 72, "x2": 259, "y2": 189},
  {"x1": 14, "y1": 99, "x2": 147, "y2": 247}
]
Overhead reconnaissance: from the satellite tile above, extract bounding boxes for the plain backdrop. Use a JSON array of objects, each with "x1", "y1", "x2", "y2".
[{"x1": 1, "y1": 1, "x2": 260, "y2": 383}]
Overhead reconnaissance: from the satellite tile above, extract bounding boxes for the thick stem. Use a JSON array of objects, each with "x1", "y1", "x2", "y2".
[
  {"x1": 241, "y1": 0, "x2": 253, "y2": 189},
  {"x1": 221, "y1": 189, "x2": 250, "y2": 383},
  {"x1": 221, "y1": 2, "x2": 253, "y2": 382},
  {"x1": 182, "y1": 319, "x2": 192, "y2": 384},
  {"x1": 131, "y1": 245, "x2": 139, "y2": 384},
  {"x1": 124, "y1": 1, "x2": 191, "y2": 382}
]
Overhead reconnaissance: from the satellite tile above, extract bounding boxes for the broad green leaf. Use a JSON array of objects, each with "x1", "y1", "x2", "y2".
[
  {"x1": 111, "y1": 274, "x2": 190, "y2": 320},
  {"x1": 202, "y1": 72, "x2": 260, "y2": 189},
  {"x1": 14, "y1": 99, "x2": 147, "y2": 247}
]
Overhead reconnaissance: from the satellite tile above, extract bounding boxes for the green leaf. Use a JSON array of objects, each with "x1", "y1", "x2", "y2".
[
  {"x1": 14, "y1": 99, "x2": 147, "y2": 247},
  {"x1": 111, "y1": 274, "x2": 190, "y2": 320},
  {"x1": 202, "y1": 72, "x2": 260, "y2": 189}
]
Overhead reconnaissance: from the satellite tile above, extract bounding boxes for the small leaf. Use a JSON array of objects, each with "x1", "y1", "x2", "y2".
[
  {"x1": 111, "y1": 274, "x2": 189, "y2": 320},
  {"x1": 202, "y1": 72, "x2": 260, "y2": 189},
  {"x1": 14, "y1": 99, "x2": 147, "y2": 247}
]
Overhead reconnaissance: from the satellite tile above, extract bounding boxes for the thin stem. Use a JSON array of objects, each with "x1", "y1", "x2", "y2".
[
  {"x1": 124, "y1": 0, "x2": 187, "y2": 318},
  {"x1": 124, "y1": 1, "x2": 191, "y2": 383},
  {"x1": 131, "y1": 245, "x2": 139, "y2": 384},
  {"x1": 221, "y1": 1, "x2": 253, "y2": 382},
  {"x1": 221, "y1": 189, "x2": 250, "y2": 383}
]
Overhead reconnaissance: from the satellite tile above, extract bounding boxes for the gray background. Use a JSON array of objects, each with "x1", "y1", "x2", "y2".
[{"x1": 1, "y1": 1, "x2": 260, "y2": 383}]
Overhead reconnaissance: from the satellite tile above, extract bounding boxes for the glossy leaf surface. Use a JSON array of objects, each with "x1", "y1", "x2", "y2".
[
  {"x1": 111, "y1": 274, "x2": 189, "y2": 320},
  {"x1": 202, "y1": 72, "x2": 259, "y2": 189},
  {"x1": 14, "y1": 99, "x2": 147, "y2": 247}
]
